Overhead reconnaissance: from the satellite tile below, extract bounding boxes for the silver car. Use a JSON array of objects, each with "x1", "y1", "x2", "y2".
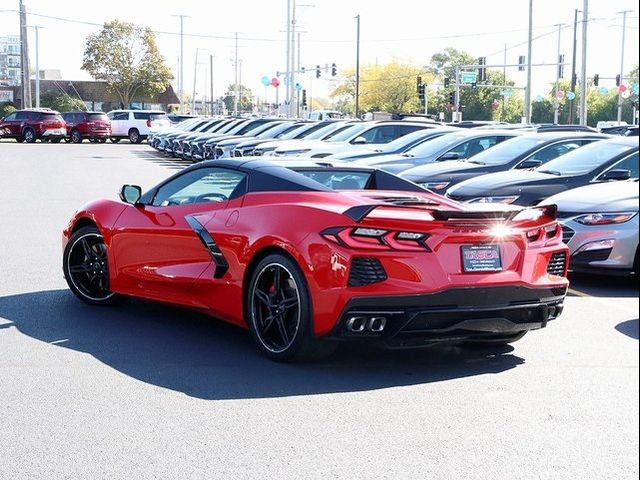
[{"x1": 541, "y1": 181, "x2": 639, "y2": 275}]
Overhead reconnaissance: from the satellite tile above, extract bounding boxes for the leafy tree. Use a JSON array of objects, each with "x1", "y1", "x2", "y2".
[
  {"x1": 330, "y1": 60, "x2": 425, "y2": 115},
  {"x1": 221, "y1": 84, "x2": 254, "y2": 113},
  {"x1": 0, "y1": 102, "x2": 16, "y2": 118},
  {"x1": 39, "y1": 91, "x2": 86, "y2": 112},
  {"x1": 82, "y1": 20, "x2": 173, "y2": 108}
]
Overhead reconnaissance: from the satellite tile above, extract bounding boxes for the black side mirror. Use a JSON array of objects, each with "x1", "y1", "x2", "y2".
[
  {"x1": 438, "y1": 152, "x2": 460, "y2": 161},
  {"x1": 600, "y1": 169, "x2": 631, "y2": 181},
  {"x1": 119, "y1": 185, "x2": 142, "y2": 204},
  {"x1": 517, "y1": 159, "x2": 544, "y2": 169}
]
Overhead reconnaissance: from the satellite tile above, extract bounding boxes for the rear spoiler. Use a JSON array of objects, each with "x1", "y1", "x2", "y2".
[{"x1": 343, "y1": 204, "x2": 558, "y2": 223}]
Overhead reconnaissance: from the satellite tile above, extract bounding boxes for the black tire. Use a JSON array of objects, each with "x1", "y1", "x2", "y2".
[
  {"x1": 71, "y1": 129, "x2": 83, "y2": 143},
  {"x1": 50, "y1": 138, "x2": 62, "y2": 143},
  {"x1": 128, "y1": 128, "x2": 141, "y2": 144},
  {"x1": 16, "y1": 137, "x2": 24, "y2": 143},
  {"x1": 63, "y1": 225, "x2": 124, "y2": 306},
  {"x1": 246, "y1": 254, "x2": 337, "y2": 362},
  {"x1": 64, "y1": 137, "x2": 71, "y2": 143},
  {"x1": 464, "y1": 331, "x2": 527, "y2": 347},
  {"x1": 96, "y1": 137, "x2": 107, "y2": 143},
  {"x1": 23, "y1": 128, "x2": 36, "y2": 143},
  {"x1": 110, "y1": 137, "x2": 121, "y2": 143}
]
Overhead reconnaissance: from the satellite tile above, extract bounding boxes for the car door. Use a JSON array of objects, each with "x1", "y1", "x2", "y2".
[
  {"x1": 110, "y1": 167, "x2": 247, "y2": 304},
  {"x1": 0, "y1": 111, "x2": 19, "y2": 137},
  {"x1": 108, "y1": 111, "x2": 129, "y2": 136}
]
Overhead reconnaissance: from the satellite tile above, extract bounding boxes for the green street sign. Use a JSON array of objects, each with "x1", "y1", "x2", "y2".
[
  {"x1": 500, "y1": 89, "x2": 513, "y2": 97},
  {"x1": 460, "y1": 72, "x2": 477, "y2": 84}
]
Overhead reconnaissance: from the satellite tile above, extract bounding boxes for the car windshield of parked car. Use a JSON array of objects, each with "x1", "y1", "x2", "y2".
[
  {"x1": 258, "y1": 123, "x2": 298, "y2": 139},
  {"x1": 86, "y1": 113, "x2": 109, "y2": 122},
  {"x1": 304, "y1": 123, "x2": 348, "y2": 140},
  {"x1": 537, "y1": 142, "x2": 634, "y2": 176},
  {"x1": 375, "y1": 130, "x2": 440, "y2": 153},
  {"x1": 324, "y1": 124, "x2": 369, "y2": 142},
  {"x1": 403, "y1": 133, "x2": 468, "y2": 157},
  {"x1": 293, "y1": 169, "x2": 373, "y2": 190},
  {"x1": 467, "y1": 136, "x2": 547, "y2": 165}
]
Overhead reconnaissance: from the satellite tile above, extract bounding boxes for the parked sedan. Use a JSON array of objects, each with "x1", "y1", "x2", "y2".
[
  {"x1": 253, "y1": 121, "x2": 359, "y2": 156},
  {"x1": 446, "y1": 137, "x2": 639, "y2": 206},
  {"x1": 328, "y1": 127, "x2": 457, "y2": 162},
  {"x1": 353, "y1": 129, "x2": 521, "y2": 174},
  {"x1": 540, "y1": 181, "x2": 638, "y2": 276},
  {"x1": 401, "y1": 132, "x2": 606, "y2": 194},
  {"x1": 211, "y1": 121, "x2": 303, "y2": 159},
  {"x1": 232, "y1": 121, "x2": 334, "y2": 157}
]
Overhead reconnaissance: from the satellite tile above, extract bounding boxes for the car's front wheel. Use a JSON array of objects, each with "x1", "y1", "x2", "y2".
[
  {"x1": 71, "y1": 130, "x2": 83, "y2": 143},
  {"x1": 246, "y1": 254, "x2": 336, "y2": 362},
  {"x1": 63, "y1": 225, "x2": 123, "y2": 306},
  {"x1": 23, "y1": 128, "x2": 36, "y2": 143}
]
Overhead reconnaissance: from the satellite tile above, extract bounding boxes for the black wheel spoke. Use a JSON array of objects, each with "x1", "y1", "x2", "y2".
[
  {"x1": 69, "y1": 263, "x2": 92, "y2": 274},
  {"x1": 255, "y1": 289, "x2": 272, "y2": 307},
  {"x1": 281, "y1": 296, "x2": 298, "y2": 311},
  {"x1": 67, "y1": 233, "x2": 112, "y2": 301},
  {"x1": 274, "y1": 316, "x2": 290, "y2": 346},
  {"x1": 80, "y1": 238, "x2": 93, "y2": 259}
]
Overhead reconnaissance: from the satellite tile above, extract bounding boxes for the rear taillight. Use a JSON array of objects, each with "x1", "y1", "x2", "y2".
[
  {"x1": 321, "y1": 227, "x2": 431, "y2": 252},
  {"x1": 146, "y1": 119, "x2": 152, "y2": 127}
]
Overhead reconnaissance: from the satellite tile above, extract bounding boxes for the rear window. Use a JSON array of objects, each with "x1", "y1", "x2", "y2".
[
  {"x1": 39, "y1": 112, "x2": 64, "y2": 122},
  {"x1": 133, "y1": 112, "x2": 167, "y2": 120},
  {"x1": 293, "y1": 169, "x2": 373, "y2": 190},
  {"x1": 87, "y1": 113, "x2": 109, "y2": 121}
]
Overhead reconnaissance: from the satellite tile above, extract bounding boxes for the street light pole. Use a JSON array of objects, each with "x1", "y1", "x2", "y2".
[
  {"x1": 172, "y1": 15, "x2": 188, "y2": 113},
  {"x1": 19, "y1": 0, "x2": 31, "y2": 109},
  {"x1": 568, "y1": 9, "x2": 579, "y2": 124},
  {"x1": 34, "y1": 25, "x2": 41, "y2": 108},
  {"x1": 354, "y1": 14, "x2": 361, "y2": 119},
  {"x1": 234, "y1": 32, "x2": 239, "y2": 116},
  {"x1": 553, "y1": 24, "x2": 564, "y2": 124},
  {"x1": 285, "y1": 0, "x2": 291, "y2": 117},
  {"x1": 191, "y1": 48, "x2": 199, "y2": 114},
  {"x1": 523, "y1": 0, "x2": 533, "y2": 124},
  {"x1": 617, "y1": 10, "x2": 632, "y2": 122},
  {"x1": 579, "y1": 0, "x2": 589, "y2": 126}
]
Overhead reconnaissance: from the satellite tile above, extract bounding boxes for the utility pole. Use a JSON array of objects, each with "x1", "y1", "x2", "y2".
[
  {"x1": 354, "y1": 14, "x2": 361, "y2": 119},
  {"x1": 297, "y1": 31, "x2": 301, "y2": 117},
  {"x1": 191, "y1": 49, "x2": 199, "y2": 113},
  {"x1": 33, "y1": 25, "x2": 41, "y2": 108},
  {"x1": 523, "y1": 0, "x2": 533, "y2": 124},
  {"x1": 172, "y1": 15, "x2": 188, "y2": 113},
  {"x1": 568, "y1": 9, "x2": 579, "y2": 124},
  {"x1": 19, "y1": 0, "x2": 31, "y2": 109},
  {"x1": 579, "y1": 1, "x2": 589, "y2": 126},
  {"x1": 617, "y1": 10, "x2": 632, "y2": 122},
  {"x1": 502, "y1": 42, "x2": 507, "y2": 121},
  {"x1": 210, "y1": 55, "x2": 214, "y2": 116},
  {"x1": 233, "y1": 32, "x2": 239, "y2": 116},
  {"x1": 553, "y1": 24, "x2": 564, "y2": 124},
  {"x1": 289, "y1": 1, "x2": 297, "y2": 118},
  {"x1": 285, "y1": 0, "x2": 291, "y2": 117}
]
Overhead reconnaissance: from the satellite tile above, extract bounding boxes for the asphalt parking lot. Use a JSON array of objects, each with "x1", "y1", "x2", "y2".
[{"x1": 0, "y1": 142, "x2": 638, "y2": 480}]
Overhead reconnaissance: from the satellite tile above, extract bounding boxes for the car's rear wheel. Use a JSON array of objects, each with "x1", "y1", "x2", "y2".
[
  {"x1": 71, "y1": 130, "x2": 83, "y2": 144},
  {"x1": 16, "y1": 137, "x2": 24, "y2": 143},
  {"x1": 128, "y1": 128, "x2": 141, "y2": 144},
  {"x1": 110, "y1": 137, "x2": 121, "y2": 143},
  {"x1": 97, "y1": 138, "x2": 107, "y2": 144},
  {"x1": 50, "y1": 138, "x2": 62, "y2": 143},
  {"x1": 23, "y1": 128, "x2": 36, "y2": 143},
  {"x1": 63, "y1": 226, "x2": 123, "y2": 306},
  {"x1": 246, "y1": 254, "x2": 336, "y2": 362}
]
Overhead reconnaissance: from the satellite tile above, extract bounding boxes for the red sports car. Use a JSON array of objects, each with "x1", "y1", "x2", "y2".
[{"x1": 62, "y1": 159, "x2": 569, "y2": 361}]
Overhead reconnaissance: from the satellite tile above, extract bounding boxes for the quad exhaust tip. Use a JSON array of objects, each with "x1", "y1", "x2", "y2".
[{"x1": 346, "y1": 316, "x2": 387, "y2": 333}]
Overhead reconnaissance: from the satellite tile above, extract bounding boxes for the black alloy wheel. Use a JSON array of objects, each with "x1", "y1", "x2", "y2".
[
  {"x1": 128, "y1": 128, "x2": 141, "y2": 144},
  {"x1": 247, "y1": 254, "x2": 336, "y2": 362},
  {"x1": 63, "y1": 226, "x2": 122, "y2": 305},
  {"x1": 23, "y1": 128, "x2": 36, "y2": 143},
  {"x1": 71, "y1": 130, "x2": 83, "y2": 144}
]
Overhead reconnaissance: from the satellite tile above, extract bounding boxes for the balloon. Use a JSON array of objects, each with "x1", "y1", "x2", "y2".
[
  {"x1": 633, "y1": 84, "x2": 639, "y2": 95},
  {"x1": 491, "y1": 100, "x2": 500, "y2": 109},
  {"x1": 261, "y1": 76, "x2": 271, "y2": 87},
  {"x1": 619, "y1": 84, "x2": 628, "y2": 93},
  {"x1": 566, "y1": 91, "x2": 576, "y2": 101},
  {"x1": 294, "y1": 83, "x2": 303, "y2": 92},
  {"x1": 535, "y1": 95, "x2": 544, "y2": 102},
  {"x1": 556, "y1": 90, "x2": 565, "y2": 99},
  {"x1": 271, "y1": 77, "x2": 280, "y2": 88},
  {"x1": 599, "y1": 86, "x2": 609, "y2": 95},
  {"x1": 621, "y1": 90, "x2": 631, "y2": 99}
]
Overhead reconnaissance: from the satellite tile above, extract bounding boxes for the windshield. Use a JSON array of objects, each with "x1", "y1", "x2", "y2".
[
  {"x1": 537, "y1": 141, "x2": 634, "y2": 176},
  {"x1": 257, "y1": 123, "x2": 297, "y2": 139},
  {"x1": 245, "y1": 122, "x2": 281, "y2": 136},
  {"x1": 468, "y1": 136, "x2": 547, "y2": 165},
  {"x1": 325, "y1": 123, "x2": 369, "y2": 142},
  {"x1": 294, "y1": 169, "x2": 372, "y2": 190},
  {"x1": 377, "y1": 129, "x2": 439, "y2": 153},
  {"x1": 305, "y1": 122, "x2": 349, "y2": 140},
  {"x1": 404, "y1": 132, "x2": 468, "y2": 157}
]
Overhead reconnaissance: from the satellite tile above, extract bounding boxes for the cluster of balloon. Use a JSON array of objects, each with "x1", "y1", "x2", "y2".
[{"x1": 261, "y1": 75, "x2": 280, "y2": 88}]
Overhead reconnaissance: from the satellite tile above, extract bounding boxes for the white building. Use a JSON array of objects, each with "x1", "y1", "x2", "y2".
[{"x1": 0, "y1": 35, "x2": 21, "y2": 87}]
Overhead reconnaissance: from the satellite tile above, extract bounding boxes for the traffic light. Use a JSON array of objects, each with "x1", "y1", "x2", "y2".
[
  {"x1": 558, "y1": 54, "x2": 565, "y2": 79},
  {"x1": 449, "y1": 92, "x2": 455, "y2": 105},
  {"x1": 616, "y1": 74, "x2": 621, "y2": 87},
  {"x1": 477, "y1": 57, "x2": 486, "y2": 82},
  {"x1": 416, "y1": 76, "x2": 422, "y2": 94},
  {"x1": 518, "y1": 55, "x2": 526, "y2": 72},
  {"x1": 316, "y1": 65, "x2": 321, "y2": 79},
  {"x1": 471, "y1": 82, "x2": 477, "y2": 90},
  {"x1": 593, "y1": 74, "x2": 599, "y2": 86},
  {"x1": 444, "y1": 77, "x2": 450, "y2": 89},
  {"x1": 301, "y1": 89, "x2": 307, "y2": 107},
  {"x1": 418, "y1": 83, "x2": 426, "y2": 103},
  {"x1": 301, "y1": 66, "x2": 305, "y2": 74},
  {"x1": 331, "y1": 63, "x2": 337, "y2": 77}
]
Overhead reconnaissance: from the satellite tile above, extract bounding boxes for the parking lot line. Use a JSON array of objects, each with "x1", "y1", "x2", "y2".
[{"x1": 569, "y1": 287, "x2": 638, "y2": 316}]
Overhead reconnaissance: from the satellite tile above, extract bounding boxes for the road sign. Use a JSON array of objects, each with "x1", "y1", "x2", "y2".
[
  {"x1": 500, "y1": 89, "x2": 513, "y2": 97},
  {"x1": 460, "y1": 72, "x2": 477, "y2": 84}
]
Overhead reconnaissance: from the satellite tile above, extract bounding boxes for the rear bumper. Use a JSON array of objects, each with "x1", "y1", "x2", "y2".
[{"x1": 328, "y1": 285, "x2": 567, "y2": 348}]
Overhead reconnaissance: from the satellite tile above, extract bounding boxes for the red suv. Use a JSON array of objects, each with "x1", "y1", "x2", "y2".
[
  {"x1": 62, "y1": 111, "x2": 112, "y2": 143},
  {"x1": 0, "y1": 109, "x2": 67, "y2": 143}
]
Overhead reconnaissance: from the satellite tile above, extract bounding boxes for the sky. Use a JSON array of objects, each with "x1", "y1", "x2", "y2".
[{"x1": 1, "y1": 0, "x2": 638, "y2": 105}]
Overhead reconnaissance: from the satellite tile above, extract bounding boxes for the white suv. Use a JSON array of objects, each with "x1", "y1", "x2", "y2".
[{"x1": 106, "y1": 110, "x2": 170, "y2": 144}]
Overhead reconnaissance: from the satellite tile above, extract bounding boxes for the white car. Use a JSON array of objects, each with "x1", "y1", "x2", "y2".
[{"x1": 106, "y1": 110, "x2": 170, "y2": 144}]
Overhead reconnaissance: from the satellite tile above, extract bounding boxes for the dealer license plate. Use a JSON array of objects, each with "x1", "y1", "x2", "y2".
[{"x1": 461, "y1": 245, "x2": 503, "y2": 272}]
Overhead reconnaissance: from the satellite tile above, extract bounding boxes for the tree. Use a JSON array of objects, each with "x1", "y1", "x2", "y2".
[
  {"x1": 82, "y1": 20, "x2": 172, "y2": 108},
  {"x1": 0, "y1": 102, "x2": 16, "y2": 118},
  {"x1": 221, "y1": 84, "x2": 254, "y2": 113},
  {"x1": 330, "y1": 60, "x2": 425, "y2": 115},
  {"x1": 39, "y1": 91, "x2": 86, "y2": 112}
]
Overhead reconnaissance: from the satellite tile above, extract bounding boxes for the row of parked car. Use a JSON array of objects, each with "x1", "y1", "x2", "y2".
[
  {"x1": 149, "y1": 116, "x2": 640, "y2": 277},
  {"x1": 0, "y1": 108, "x2": 170, "y2": 144}
]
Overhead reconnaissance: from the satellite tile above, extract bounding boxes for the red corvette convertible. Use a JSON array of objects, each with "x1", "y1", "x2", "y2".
[{"x1": 62, "y1": 159, "x2": 569, "y2": 361}]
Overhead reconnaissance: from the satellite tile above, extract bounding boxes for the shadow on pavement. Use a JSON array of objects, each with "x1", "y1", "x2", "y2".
[
  {"x1": 569, "y1": 272, "x2": 639, "y2": 298},
  {"x1": 132, "y1": 149, "x2": 191, "y2": 170},
  {"x1": 615, "y1": 319, "x2": 639, "y2": 340},
  {"x1": 0, "y1": 290, "x2": 524, "y2": 400}
]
